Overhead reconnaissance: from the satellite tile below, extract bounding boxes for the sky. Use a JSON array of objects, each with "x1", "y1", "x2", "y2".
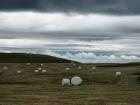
[{"x1": 0, "y1": 0, "x2": 140, "y2": 63}]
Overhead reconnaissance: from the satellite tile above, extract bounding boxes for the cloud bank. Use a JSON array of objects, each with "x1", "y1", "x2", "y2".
[
  {"x1": 0, "y1": 12, "x2": 140, "y2": 35},
  {"x1": 44, "y1": 51, "x2": 140, "y2": 63},
  {"x1": 0, "y1": 38, "x2": 140, "y2": 63}
]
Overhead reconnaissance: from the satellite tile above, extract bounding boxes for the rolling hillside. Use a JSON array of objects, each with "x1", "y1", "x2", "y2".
[{"x1": 0, "y1": 53, "x2": 76, "y2": 63}]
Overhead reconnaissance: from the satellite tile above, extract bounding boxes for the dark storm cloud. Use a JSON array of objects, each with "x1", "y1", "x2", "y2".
[
  {"x1": 0, "y1": 0, "x2": 40, "y2": 11},
  {"x1": 0, "y1": 0, "x2": 140, "y2": 15}
]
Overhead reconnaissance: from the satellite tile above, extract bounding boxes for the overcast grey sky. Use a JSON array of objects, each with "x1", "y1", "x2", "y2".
[
  {"x1": 0, "y1": 0, "x2": 140, "y2": 15},
  {"x1": 0, "y1": 0, "x2": 140, "y2": 63}
]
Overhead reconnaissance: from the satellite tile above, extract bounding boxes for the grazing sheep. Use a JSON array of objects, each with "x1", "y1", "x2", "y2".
[
  {"x1": 73, "y1": 63, "x2": 76, "y2": 66},
  {"x1": 115, "y1": 72, "x2": 122, "y2": 82},
  {"x1": 17, "y1": 70, "x2": 22, "y2": 74},
  {"x1": 42, "y1": 70, "x2": 46, "y2": 73},
  {"x1": 40, "y1": 63, "x2": 44, "y2": 66},
  {"x1": 116, "y1": 72, "x2": 122, "y2": 76},
  {"x1": 27, "y1": 63, "x2": 31, "y2": 65},
  {"x1": 3, "y1": 66, "x2": 8, "y2": 70},
  {"x1": 71, "y1": 62, "x2": 76, "y2": 66},
  {"x1": 71, "y1": 62, "x2": 74, "y2": 64},
  {"x1": 62, "y1": 79, "x2": 71, "y2": 86},
  {"x1": 92, "y1": 66, "x2": 96, "y2": 70},
  {"x1": 65, "y1": 67, "x2": 70, "y2": 71},
  {"x1": 71, "y1": 76, "x2": 82, "y2": 86},
  {"x1": 34, "y1": 69, "x2": 39, "y2": 73},
  {"x1": 38, "y1": 68, "x2": 42, "y2": 71},
  {"x1": 78, "y1": 66, "x2": 82, "y2": 69}
]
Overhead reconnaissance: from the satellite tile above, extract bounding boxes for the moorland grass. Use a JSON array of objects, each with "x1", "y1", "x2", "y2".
[{"x1": 0, "y1": 63, "x2": 139, "y2": 105}]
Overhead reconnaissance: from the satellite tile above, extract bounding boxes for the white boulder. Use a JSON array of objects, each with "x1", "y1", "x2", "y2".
[{"x1": 71, "y1": 76, "x2": 82, "y2": 86}]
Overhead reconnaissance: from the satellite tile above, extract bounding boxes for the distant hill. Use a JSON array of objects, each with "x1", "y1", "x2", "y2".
[
  {"x1": 0, "y1": 53, "x2": 76, "y2": 63},
  {"x1": 96, "y1": 62, "x2": 140, "y2": 67}
]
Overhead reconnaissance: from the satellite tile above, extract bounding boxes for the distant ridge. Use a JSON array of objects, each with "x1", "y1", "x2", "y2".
[
  {"x1": 96, "y1": 62, "x2": 140, "y2": 67},
  {"x1": 0, "y1": 53, "x2": 76, "y2": 63}
]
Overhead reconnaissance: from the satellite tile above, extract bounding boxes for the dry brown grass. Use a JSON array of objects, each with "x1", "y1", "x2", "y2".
[{"x1": 0, "y1": 63, "x2": 139, "y2": 105}]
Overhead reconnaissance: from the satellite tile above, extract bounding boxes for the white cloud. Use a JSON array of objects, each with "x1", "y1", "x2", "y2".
[
  {"x1": 0, "y1": 37, "x2": 140, "y2": 53},
  {"x1": 0, "y1": 38, "x2": 140, "y2": 63},
  {"x1": 0, "y1": 12, "x2": 140, "y2": 33},
  {"x1": 42, "y1": 50, "x2": 140, "y2": 63},
  {"x1": 0, "y1": 39, "x2": 47, "y2": 48}
]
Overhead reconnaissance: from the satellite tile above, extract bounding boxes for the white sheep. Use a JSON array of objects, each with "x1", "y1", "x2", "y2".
[
  {"x1": 116, "y1": 72, "x2": 122, "y2": 76},
  {"x1": 62, "y1": 79, "x2": 71, "y2": 86},
  {"x1": 71, "y1": 62, "x2": 74, "y2": 64},
  {"x1": 34, "y1": 69, "x2": 39, "y2": 73},
  {"x1": 115, "y1": 72, "x2": 122, "y2": 82},
  {"x1": 38, "y1": 67, "x2": 42, "y2": 71},
  {"x1": 3, "y1": 66, "x2": 8, "y2": 70},
  {"x1": 42, "y1": 70, "x2": 47, "y2": 73},
  {"x1": 92, "y1": 66, "x2": 96, "y2": 70},
  {"x1": 78, "y1": 66, "x2": 82, "y2": 69},
  {"x1": 71, "y1": 62, "x2": 76, "y2": 66},
  {"x1": 17, "y1": 70, "x2": 22, "y2": 74},
  {"x1": 73, "y1": 63, "x2": 76, "y2": 66},
  {"x1": 71, "y1": 76, "x2": 83, "y2": 86},
  {"x1": 27, "y1": 63, "x2": 31, "y2": 65},
  {"x1": 40, "y1": 63, "x2": 44, "y2": 66},
  {"x1": 65, "y1": 67, "x2": 70, "y2": 71}
]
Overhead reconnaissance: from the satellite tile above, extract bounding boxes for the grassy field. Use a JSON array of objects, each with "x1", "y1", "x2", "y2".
[{"x1": 0, "y1": 63, "x2": 140, "y2": 105}]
